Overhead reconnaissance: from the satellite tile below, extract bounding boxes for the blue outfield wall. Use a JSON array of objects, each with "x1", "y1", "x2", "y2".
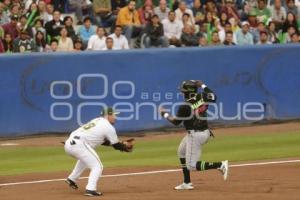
[{"x1": 0, "y1": 45, "x2": 300, "y2": 137}]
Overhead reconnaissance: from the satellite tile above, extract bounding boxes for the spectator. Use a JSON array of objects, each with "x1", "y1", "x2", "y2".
[
  {"x1": 108, "y1": 25, "x2": 129, "y2": 49},
  {"x1": 0, "y1": 38, "x2": 4, "y2": 53},
  {"x1": 248, "y1": 10, "x2": 258, "y2": 29},
  {"x1": 205, "y1": 0, "x2": 218, "y2": 16},
  {"x1": 192, "y1": 0, "x2": 205, "y2": 25},
  {"x1": 236, "y1": 21, "x2": 254, "y2": 45},
  {"x1": 87, "y1": 26, "x2": 106, "y2": 50},
  {"x1": 198, "y1": 35, "x2": 208, "y2": 47},
  {"x1": 52, "y1": 0, "x2": 65, "y2": 13},
  {"x1": 73, "y1": 39, "x2": 84, "y2": 51},
  {"x1": 35, "y1": 30, "x2": 47, "y2": 52},
  {"x1": 17, "y1": 15, "x2": 33, "y2": 37},
  {"x1": 220, "y1": 0, "x2": 240, "y2": 22},
  {"x1": 103, "y1": 36, "x2": 115, "y2": 50},
  {"x1": 45, "y1": 3, "x2": 54, "y2": 22},
  {"x1": 10, "y1": 3, "x2": 22, "y2": 18},
  {"x1": 93, "y1": 0, "x2": 116, "y2": 27},
  {"x1": 0, "y1": 25, "x2": 4, "y2": 39},
  {"x1": 249, "y1": 20, "x2": 263, "y2": 44},
  {"x1": 267, "y1": 21, "x2": 279, "y2": 43},
  {"x1": 45, "y1": 10, "x2": 64, "y2": 41},
  {"x1": 63, "y1": 16, "x2": 77, "y2": 41},
  {"x1": 32, "y1": 19, "x2": 46, "y2": 40},
  {"x1": 111, "y1": 0, "x2": 127, "y2": 18},
  {"x1": 181, "y1": 24, "x2": 198, "y2": 46},
  {"x1": 78, "y1": 17, "x2": 96, "y2": 47},
  {"x1": 38, "y1": 0, "x2": 51, "y2": 23},
  {"x1": 223, "y1": 30, "x2": 236, "y2": 45},
  {"x1": 13, "y1": 30, "x2": 35, "y2": 53},
  {"x1": 211, "y1": 30, "x2": 221, "y2": 45},
  {"x1": 219, "y1": 22, "x2": 237, "y2": 43},
  {"x1": 290, "y1": 32, "x2": 299, "y2": 43},
  {"x1": 58, "y1": 27, "x2": 74, "y2": 52},
  {"x1": 0, "y1": 2, "x2": 10, "y2": 25},
  {"x1": 116, "y1": 0, "x2": 142, "y2": 42},
  {"x1": 47, "y1": 39, "x2": 58, "y2": 52},
  {"x1": 175, "y1": 1, "x2": 195, "y2": 25},
  {"x1": 204, "y1": 11, "x2": 216, "y2": 30},
  {"x1": 2, "y1": 33, "x2": 13, "y2": 53},
  {"x1": 2, "y1": 15, "x2": 19, "y2": 39},
  {"x1": 285, "y1": 0, "x2": 298, "y2": 17},
  {"x1": 162, "y1": 11, "x2": 182, "y2": 47},
  {"x1": 270, "y1": 0, "x2": 287, "y2": 27},
  {"x1": 154, "y1": 0, "x2": 170, "y2": 21},
  {"x1": 181, "y1": 13, "x2": 193, "y2": 27},
  {"x1": 219, "y1": 12, "x2": 229, "y2": 27},
  {"x1": 25, "y1": 2, "x2": 40, "y2": 28},
  {"x1": 144, "y1": 14, "x2": 169, "y2": 48},
  {"x1": 255, "y1": 0, "x2": 271, "y2": 23},
  {"x1": 242, "y1": 0, "x2": 258, "y2": 18},
  {"x1": 257, "y1": 30, "x2": 272, "y2": 44},
  {"x1": 285, "y1": 25, "x2": 298, "y2": 43},
  {"x1": 138, "y1": 0, "x2": 154, "y2": 25},
  {"x1": 69, "y1": 0, "x2": 93, "y2": 25},
  {"x1": 282, "y1": 12, "x2": 298, "y2": 33}
]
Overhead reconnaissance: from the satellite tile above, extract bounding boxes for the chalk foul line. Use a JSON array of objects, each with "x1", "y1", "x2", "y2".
[{"x1": 0, "y1": 159, "x2": 299, "y2": 187}]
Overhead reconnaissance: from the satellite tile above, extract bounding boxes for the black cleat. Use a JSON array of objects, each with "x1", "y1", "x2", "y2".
[
  {"x1": 85, "y1": 190, "x2": 102, "y2": 197},
  {"x1": 65, "y1": 178, "x2": 78, "y2": 190}
]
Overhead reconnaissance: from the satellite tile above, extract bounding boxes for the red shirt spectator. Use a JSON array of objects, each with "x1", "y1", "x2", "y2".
[
  {"x1": 2, "y1": 15, "x2": 19, "y2": 39},
  {"x1": 138, "y1": 0, "x2": 154, "y2": 24},
  {"x1": 220, "y1": 0, "x2": 240, "y2": 21}
]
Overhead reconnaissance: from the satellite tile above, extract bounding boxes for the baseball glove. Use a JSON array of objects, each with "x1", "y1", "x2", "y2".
[{"x1": 122, "y1": 138, "x2": 135, "y2": 152}]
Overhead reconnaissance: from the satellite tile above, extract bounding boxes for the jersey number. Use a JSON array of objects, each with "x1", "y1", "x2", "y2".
[{"x1": 83, "y1": 122, "x2": 95, "y2": 130}]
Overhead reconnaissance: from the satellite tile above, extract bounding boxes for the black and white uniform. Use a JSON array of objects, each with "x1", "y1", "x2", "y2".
[{"x1": 173, "y1": 85, "x2": 216, "y2": 170}]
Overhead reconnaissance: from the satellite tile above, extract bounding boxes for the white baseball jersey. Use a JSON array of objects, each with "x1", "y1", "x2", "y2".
[
  {"x1": 65, "y1": 117, "x2": 119, "y2": 191},
  {"x1": 70, "y1": 117, "x2": 119, "y2": 148}
]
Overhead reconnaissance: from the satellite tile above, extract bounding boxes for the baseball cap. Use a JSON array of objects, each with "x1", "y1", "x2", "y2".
[
  {"x1": 248, "y1": 10, "x2": 257, "y2": 16},
  {"x1": 101, "y1": 107, "x2": 120, "y2": 116},
  {"x1": 241, "y1": 21, "x2": 250, "y2": 26}
]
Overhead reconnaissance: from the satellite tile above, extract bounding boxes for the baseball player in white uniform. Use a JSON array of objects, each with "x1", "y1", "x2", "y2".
[{"x1": 64, "y1": 107, "x2": 133, "y2": 196}]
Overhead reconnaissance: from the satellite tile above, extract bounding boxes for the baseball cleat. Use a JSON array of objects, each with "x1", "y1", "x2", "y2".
[
  {"x1": 85, "y1": 190, "x2": 102, "y2": 197},
  {"x1": 174, "y1": 182, "x2": 194, "y2": 190},
  {"x1": 219, "y1": 160, "x2": 229, "y2": 180},
  {"x1": 65, "y1": 178, "x2": 78, "y2": 190}
]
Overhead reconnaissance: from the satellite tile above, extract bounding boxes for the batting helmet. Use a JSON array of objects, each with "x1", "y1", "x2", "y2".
[{"x1": 178, "y1": 80, "x2": 198, "y2": 93}]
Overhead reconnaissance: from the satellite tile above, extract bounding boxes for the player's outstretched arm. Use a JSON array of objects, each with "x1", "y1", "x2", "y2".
[{"x1": 159, "y1": 106, "x2": 182, "y2": 126}]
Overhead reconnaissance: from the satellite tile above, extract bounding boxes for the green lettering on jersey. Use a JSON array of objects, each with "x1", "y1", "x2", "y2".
[
  {"x1": 191, "y1": 99, "x2": 205, "y2": 110},
  {"x1": 83, "y1": 122, "x2": 95, "y2": 130}
]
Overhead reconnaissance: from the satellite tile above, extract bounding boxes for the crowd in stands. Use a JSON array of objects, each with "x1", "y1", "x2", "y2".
[{"x1": 0, "y1": 0, "x2": 300, "y2": 53}]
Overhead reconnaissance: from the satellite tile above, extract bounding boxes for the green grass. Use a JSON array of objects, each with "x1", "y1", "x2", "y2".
[{"x1": 1, "y1": 131, "x2": 300, "y2": 176}]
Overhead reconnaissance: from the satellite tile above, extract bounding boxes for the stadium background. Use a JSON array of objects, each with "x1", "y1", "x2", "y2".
[{"x1": 0, "y1": 44, "x2": 300, "y2": 200}]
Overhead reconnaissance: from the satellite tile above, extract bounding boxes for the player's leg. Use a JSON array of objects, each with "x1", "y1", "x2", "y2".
[
  {"x1": 175, "y1": 135, "x2": 194, "y2": 190},
  {"x1": 68, "y1": 160, "x2": 87, "y2": 183},
  {"x1": 80, "y1": 142, "x2": 103, "y2": 195},
  {"x1": 192, "y1": 130, "x2": 229, "y2": 180},
  {"x1": 64, "y1": 139, "x2": 86, "y2": 189},
  {"x1": 177, "y1": 135, "x2": 191, "y2": 184}
]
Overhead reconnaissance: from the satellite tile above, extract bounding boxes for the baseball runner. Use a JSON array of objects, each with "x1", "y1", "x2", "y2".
[
  {"x1": 159, "y1": 80, "x2": 229, "y2": 190},
  {"x1": 64, "y1": 107, "x2": 134, "y2": 196}
]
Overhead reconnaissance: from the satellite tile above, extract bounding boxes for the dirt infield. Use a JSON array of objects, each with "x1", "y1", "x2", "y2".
[
  {"x1": 1, "y1": 161, "x2": 300, "y2": 200},
  {"x1": 1, "y1": 122, "x2": 300, "y2": 200}
]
